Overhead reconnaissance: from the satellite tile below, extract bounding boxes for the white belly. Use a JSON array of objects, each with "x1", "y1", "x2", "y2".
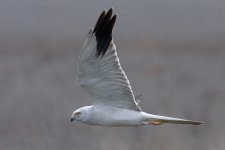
[{"x1": 85, "y1": 105, "x2": 144, "y2": 126}]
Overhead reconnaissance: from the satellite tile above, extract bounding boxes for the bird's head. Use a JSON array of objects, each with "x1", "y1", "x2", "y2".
[{"x1": 70, "y1": 106, "x2": 92, "y2": 122}]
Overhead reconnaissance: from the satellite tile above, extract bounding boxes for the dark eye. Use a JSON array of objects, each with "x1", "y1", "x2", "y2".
[{"x1": 75, "y1": 112, "x2": 81, "y2": 116}]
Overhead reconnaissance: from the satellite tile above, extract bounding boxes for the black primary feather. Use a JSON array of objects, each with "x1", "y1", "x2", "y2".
[{"x1": 93, "y1": 8, "x2": 117, "y2": 57}]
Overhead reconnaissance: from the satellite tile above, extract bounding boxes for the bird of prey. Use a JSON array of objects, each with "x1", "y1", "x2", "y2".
[{"x1": 70, "y1": 8, "x2": 202, "y2": 126}]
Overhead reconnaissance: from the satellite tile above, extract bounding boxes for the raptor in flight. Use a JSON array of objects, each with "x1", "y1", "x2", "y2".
[{"x1": 70, "y1": 8, "x2": 202, "y2": 126}]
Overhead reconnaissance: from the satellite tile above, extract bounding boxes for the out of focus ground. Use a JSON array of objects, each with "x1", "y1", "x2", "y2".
[{"x1": 1, "y1": 35, "x2": 225, "y2": 150}]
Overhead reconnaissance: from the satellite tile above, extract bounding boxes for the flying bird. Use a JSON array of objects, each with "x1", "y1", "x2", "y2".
[{"x1": 70, "y1": 8, "x2": 202, "y2": 126}]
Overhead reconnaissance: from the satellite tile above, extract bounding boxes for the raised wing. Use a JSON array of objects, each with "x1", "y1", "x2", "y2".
[{"x1": 77, "y1": 8, "x2": 141, "y2": 111}]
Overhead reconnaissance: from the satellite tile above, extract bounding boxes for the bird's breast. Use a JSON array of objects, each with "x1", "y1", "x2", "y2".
[{"x1": 86, "y1": 106, "x2": 144, "y2": 126}]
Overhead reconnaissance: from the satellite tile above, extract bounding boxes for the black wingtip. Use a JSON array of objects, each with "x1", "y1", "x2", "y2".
[
  {"x1": 93, "y1": 8, "x2": 117, "y2": 57},
  {"x1": 93, "y1": 10, "x2": 106, "y2": 33}
]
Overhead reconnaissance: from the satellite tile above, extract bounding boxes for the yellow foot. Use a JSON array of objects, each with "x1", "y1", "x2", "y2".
[{"x1": 150, "y1": 120, "x2": 165, "y2": 125}]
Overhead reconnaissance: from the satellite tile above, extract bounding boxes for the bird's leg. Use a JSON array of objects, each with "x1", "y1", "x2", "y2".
[{"x1": 149, "y1": 120, "x2": 165, "y2": 125}]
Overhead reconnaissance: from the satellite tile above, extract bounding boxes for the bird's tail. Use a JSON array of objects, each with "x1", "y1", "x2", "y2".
[{"x1": 144, "y1": 114, "x2": 203, "y2": 125}]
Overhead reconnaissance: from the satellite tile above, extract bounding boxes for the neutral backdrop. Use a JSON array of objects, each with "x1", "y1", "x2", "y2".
[{"x1": 1, "y1": 1, "x2": 225, "y2": 150}]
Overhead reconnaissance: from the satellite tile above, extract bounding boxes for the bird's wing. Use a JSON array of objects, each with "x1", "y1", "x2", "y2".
[{"x1": 77, "y1": 8, "x2": 141, "y2": 111}]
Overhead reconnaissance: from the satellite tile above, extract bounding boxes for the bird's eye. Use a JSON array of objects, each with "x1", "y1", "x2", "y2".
[{"x1": 75, "y1": 112, "x2": 81, "y2": 116}]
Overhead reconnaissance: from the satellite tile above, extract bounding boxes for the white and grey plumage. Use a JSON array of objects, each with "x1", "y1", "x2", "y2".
[{"x1": 70, "y1": 8, "x2": 202, "y2": 126}]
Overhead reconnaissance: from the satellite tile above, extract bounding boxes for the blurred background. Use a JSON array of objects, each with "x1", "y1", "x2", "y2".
[{"x1": 1, "y1": 0, "x2": 225, "y2": 150}]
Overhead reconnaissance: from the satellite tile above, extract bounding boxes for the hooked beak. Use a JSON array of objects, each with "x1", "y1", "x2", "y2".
[{"x1": 70, "y1": 117, "x2": 75, "y2": 122}]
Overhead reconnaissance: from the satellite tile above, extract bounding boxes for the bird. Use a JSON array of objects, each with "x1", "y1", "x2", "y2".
[{"x1": 70, "y1": 8, "x2": 203, "y2": 126}]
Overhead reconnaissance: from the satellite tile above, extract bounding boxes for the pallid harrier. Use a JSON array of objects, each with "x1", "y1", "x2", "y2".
[{"x1": 70, "y1": 8, "x2": 202, "y2": 126}]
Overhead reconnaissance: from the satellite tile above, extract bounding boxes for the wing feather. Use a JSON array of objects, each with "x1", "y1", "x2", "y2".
[{"x1": 77, "y1": 8, "x2": 141, "y2": 111}]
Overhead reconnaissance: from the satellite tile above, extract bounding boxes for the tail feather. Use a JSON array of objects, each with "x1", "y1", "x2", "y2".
[{"x1": 146, "y1": 114, "x2": 203, "y2": 125}]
